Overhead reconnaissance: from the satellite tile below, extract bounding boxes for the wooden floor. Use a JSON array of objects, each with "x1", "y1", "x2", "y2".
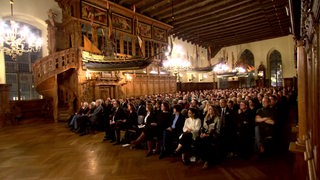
[{"x1": 0, "y1": 118, "x2": 294, "y2": 180}]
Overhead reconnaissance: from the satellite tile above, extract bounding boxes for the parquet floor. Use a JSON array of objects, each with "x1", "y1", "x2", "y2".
[{"x1": 0, "y1": 118, "x2": 294, "y2": 180}]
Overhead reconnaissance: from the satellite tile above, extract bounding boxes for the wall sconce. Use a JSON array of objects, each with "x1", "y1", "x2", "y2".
[
  {"x1": 188, "y1": 74, "x2": 195, "y2": 82},
  {"x1": 199, "y1": 73, "x2": 208, "y2": 81}
]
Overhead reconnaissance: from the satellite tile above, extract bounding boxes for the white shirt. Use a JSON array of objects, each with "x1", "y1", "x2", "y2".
[{"x1": 183, "y1": 117, "x2": 201, "y2": 140}]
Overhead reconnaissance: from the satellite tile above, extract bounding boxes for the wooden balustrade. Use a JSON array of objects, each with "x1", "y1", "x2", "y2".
[{"x1": 32, "y1": 48, "x2": 79, "y2": 86}]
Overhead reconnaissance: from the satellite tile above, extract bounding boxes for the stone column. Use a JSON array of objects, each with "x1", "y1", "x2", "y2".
[{"x1": 297, "y1": 40, "x2": 308, "y2": 144}]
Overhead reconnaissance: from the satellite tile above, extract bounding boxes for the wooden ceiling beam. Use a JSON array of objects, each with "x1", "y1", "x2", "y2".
[
  {"x1": 175, "y1": 18, "x2": 269, "y2": 39},
  {"x1": 183, "y1": 23, "x2": 271, "y2": 43},
  {"x1": 158, "y1": 0, "x2": 224, "y2": 20},
  {"x1": 180, "y1": 19, "x2": 270, "y2": 41},
  {"x1": 150, "y1": 0, "x2": 193, "y2": 17},
  {"x1": 169, "y1": 0, "x2": 254, "y2": 26},
  {"x1": 174, "y1": 1, "x2": 259, "y2": 30},
  {"x1": 173, "y1": 9, "x2": 262, "y2": 35},
  {"x1": 118, "y1": 0, "x2": 143, "y2": 6},
  {"x1": 140, "y1": 1, "x2": 170, "y2": 14}
]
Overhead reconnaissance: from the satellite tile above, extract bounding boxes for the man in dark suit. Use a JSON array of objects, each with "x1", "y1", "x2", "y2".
[
  {"x1": 102, "y1": 98, "x2": 113, "y2": 141},
  {"x1": 108, "y1": 100, "x2": 127, "y2": 145},
  {"x1": 218, "y1": 98, "x2": 237, "y2": 158},
  {"x1": 159, "y1": 104, "x2": 185, "y2": 159}
]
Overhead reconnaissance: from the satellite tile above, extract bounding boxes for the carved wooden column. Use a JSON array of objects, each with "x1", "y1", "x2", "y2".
[
  {"x1": 296, "y1": 40, "x2": 308, "y2": 144},
  {"x1": 288, "y1": 39, "x2": 309, "y2": 180}
]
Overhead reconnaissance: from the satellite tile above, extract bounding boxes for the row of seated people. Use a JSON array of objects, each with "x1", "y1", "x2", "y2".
[{"x1": 67, "y1": 87, "x2": 296, "y2": 168}]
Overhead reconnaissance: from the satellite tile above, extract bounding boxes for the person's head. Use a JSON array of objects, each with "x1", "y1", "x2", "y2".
[
  {"x1": 262, "y1": 96, "x2": 270, "y2": 108},
  {"x1": 89, "y1": 101, "x2": 96, "y2": 109},
  {"x1": 207, "y1": 105, "x2": 219, "y2": 117},
  {"x1": 146, "y1": 103, "x2": 153, "y2": 112},
  {"x1": 269, "y1": 95, "x2": 278, "y2": 107},
  {"x1": 191, "y1": 99, "x2": 198, "y2": 107},
  {"x1": 188, "y1": 108, "x2": 198, "y2": 118},
  {"x1": 155, "y1": 100, "x2": 162, "y2": 109},
  {"x1": 128, "y1": 103, "x2": 136, "y2": 112},
  {"x1": 239, "y1": 100, "x2": 249, "y2": 111},
  {"x1": 97, "y1": 99, "x2": 103, "y2": 106},
  {"x1": 161, "y1": 102, "x2": 170, "y2": 112},
  {"x1": 220, "y1": 99, "x2": 227, "y2": 108},
  {"x1": 227, "y1": 100, "x2": 234, "y2": 109},
  {"x1": 112, "y1": 100, "x2": 120, "y2": 108},
  {"x1": 173, "y1": 104, "x2": 182, "y2": 114}
]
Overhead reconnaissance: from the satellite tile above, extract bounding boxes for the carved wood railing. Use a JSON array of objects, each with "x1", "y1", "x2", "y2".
[{"x1": 33, "y1": 48, "x2": 79, "y2": 86}]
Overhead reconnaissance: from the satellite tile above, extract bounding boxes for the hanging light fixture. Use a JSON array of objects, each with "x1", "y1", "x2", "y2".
[
  {"x1": 163, "y1": 40, "x2": 191, "y2": 73},
  {"x1": 0, "y1": 0, "x2": 42, "y2": 60}
]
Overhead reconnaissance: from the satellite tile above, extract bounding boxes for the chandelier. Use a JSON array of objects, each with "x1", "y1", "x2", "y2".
[
  {"x1": 213, "y1": 63, "x2": 230, "y2": 74},
  {"x1": 162, "y1": 43, "x2": 191, "y2": 73},
  {"x1": 0, "y1": 0, "x2": 42, "y2": 60}
]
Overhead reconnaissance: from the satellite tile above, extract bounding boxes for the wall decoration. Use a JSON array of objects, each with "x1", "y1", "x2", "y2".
[
  {"x1": 112, "y1": 13, "x2": 132, "y2": 34},
  {"x1": 153, "y1": 27, "x2": 167, "y2": 42},
  {"x1": 136, "y1": 22, "x2": 152, "y2": 38},
  {"x1": 81, "y1": 1, "x2": 107, "y2": 25}
]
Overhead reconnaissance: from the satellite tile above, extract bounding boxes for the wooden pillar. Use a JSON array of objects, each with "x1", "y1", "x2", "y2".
[
  {"x1": 0, "y1": 84, "x2": 11, "y2": 127},
  {"x1": 53, "y1": 75, "x2": 59, "y2": 123},
  {"x1": 297, "y1": 40, "x2": 308, "y2": 144}
]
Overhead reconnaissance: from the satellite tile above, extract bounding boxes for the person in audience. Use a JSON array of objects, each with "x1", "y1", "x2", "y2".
[
  {"x1": 174, "y1": 108, "x2": 201, "y2": 164},
  {"x1": 130, "y1": 103, "x2": 156, "y2": 157},
  {"x1": 68, "y1": 102, "x2": 89, "y2": 130},
  {"x1": 151, "y1": 101, "x2": 172, "y2": 156},
  {"x1": 154, "y1": 100, "x2": 162, "y2": 117},
  {"x1": 136, "y1": 99, "x2": 147, "y2": 117},
  {"x1": 218, "y1": 98, "x2": 237, "y2": 158},
  {"x1": 122, "y1": 103, "x2": 138, "y2": 144},
  {"x1": 237, "y1": 100, "x2": 255, "y2": 158},
  {"x1": 108, "y1": 100, "x2": 127, "y2": 144},
  {"x1": 255, "y1": 96, "x2": 276, "y2": 155},
  {"x1": 159, "y1": 104, "x2": 185, "y2": 159},
  {"x1": 76, "y1": 101, "x2": 96, "y2": 135},
  {"x1": 196, "y1": 105, "x2": 220, "y2": 169},
  {"x1": 102, "y1": 98, "x2": 113, "y2": 141}
]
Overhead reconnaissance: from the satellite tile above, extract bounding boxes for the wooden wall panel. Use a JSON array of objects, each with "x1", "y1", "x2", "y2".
[
  {"x1": 159, "y1": 79, "x2": 165, "y2": 93},
  {"x1": 141, "y1": 81, "x2": 148, "y2": 96}
]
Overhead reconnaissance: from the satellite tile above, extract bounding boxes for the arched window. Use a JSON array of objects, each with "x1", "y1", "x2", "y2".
[
  {"x1": 238, "y1": 49, "x2": 255, "y2": 87},
  {"x1": 269, "y1": 50, "x2": 283, "y2": 87},
  {"x1": 4, "y1": 21, "x2": 42, "y2": 100},
  {"x1": 239, "y1": 49, "x2": 254, "y2": 67}
]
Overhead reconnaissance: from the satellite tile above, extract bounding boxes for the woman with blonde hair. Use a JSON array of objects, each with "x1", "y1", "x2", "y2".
[{"x1": 196, "y1": 105, "x2": 220, "y2": 168}]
